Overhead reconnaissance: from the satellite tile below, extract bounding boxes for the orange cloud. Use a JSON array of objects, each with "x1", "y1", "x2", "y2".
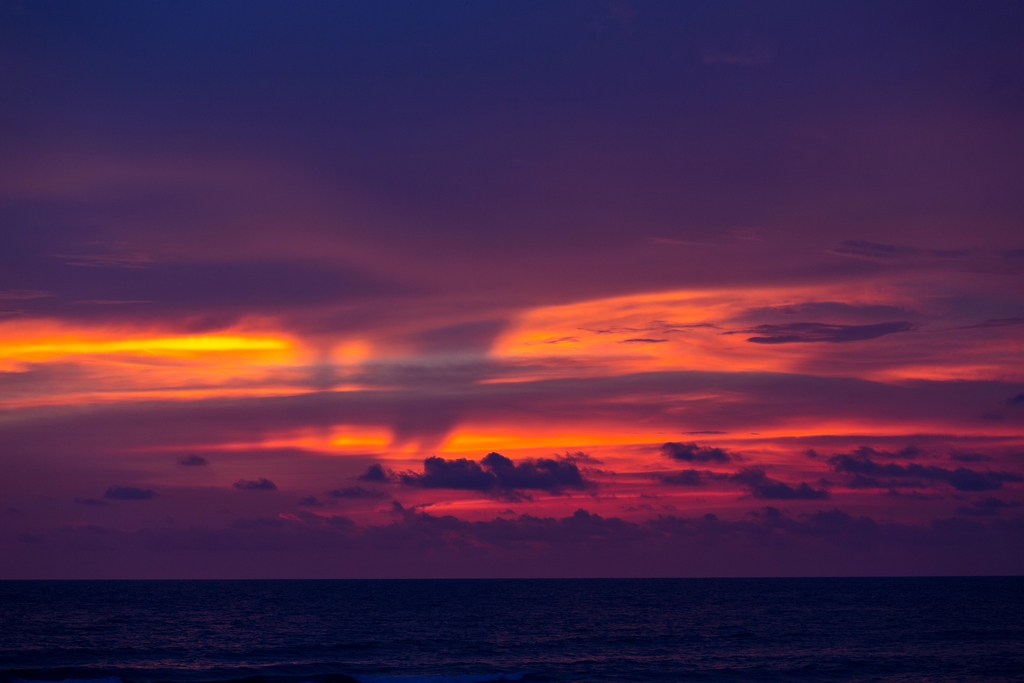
[{"x1": 490, "y1": 284, "x2": 1021, "y2": 383}]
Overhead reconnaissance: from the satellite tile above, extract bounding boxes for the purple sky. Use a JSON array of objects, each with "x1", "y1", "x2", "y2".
[{"x1": 1, "y1": 1, "x2": 1023, "y2": 577}]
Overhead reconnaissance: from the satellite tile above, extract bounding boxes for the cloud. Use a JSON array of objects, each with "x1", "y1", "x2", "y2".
[
  {"x1": 11, "y1": 503, "x2": 1023, "y2": 578},
  {"x1": 660, "y1": 442, "x2": 734, "y2": 463},
  {"x1": 730, "y1": 468, "x2": 830, "y2": 500},
  {"x1": 961, "y1": 317, "x2": 1024, "y2": 330},
  {"x1": 298, "y1": 496, "x2": 325, "y2": 507},
  {"x1": 480, "y1": 452, "x2": 591, "y2": 493},
  {"x1": 851, "y1": 445, "x2": 921, "y2": 460},
  {"x1": 178, "y1": 455, "x2": 208, "y2": 466},
  {"x1": 103, "y1": 486, "x2": 157, "y2": 500},
  {"x1": 10, "y1": 257, "x2": 403, "y2": 327},
  {"x1": 233, "y1": 478, "x2": 277, "y2": 491},
  {"x1": 582, "y1": 322, "x2": 719, "y2": 337},
  {"x1": 0, "y1": 289, "x2": 52, "y2": 300},
  {"x1": 0, "y1": 0, "x2": 1020, "y2": 545},
  {"x1": 559, "y1": 451, "x2": 604, "y2": 465},
  {"x1": 950, "y1": 452, "x2": 992, "y2": 463},
  {"x1": 72, "y1": 299, "x2": 151, "y2": 306},
  {"x1": 741, "y1": 322, "x2": 915, "y2": 344},
  {"x1": 327, "y1": 486, "x2": 389, "y2": 499},
  {"x1": 956, "y1": 498, "x2": 1020, "y2": 517},
  {"x1": 1008, "y1": 393, "x2": 1024, "y2": 407},
  {"x1": 399, "y1": 457, "x2": 497, "y2": 492},
  {"x1": 2, "y1": 368, "x2": 1021, "y2": 467},
  {"x1": 357, "y1": 464, "x2": 394, "y2": 483},
  {"x1": 399, "y1": 453, "x2": 593, "y2": 496},
  {"x1": 828, "y1": 454, "x2": 1023, "y2": 492},
  {"x1": 830, "y1": 241, "x2": 972, "y2": 263},
  {"x1": 947, "y1": 469, "x2": 1022, "y2": 492},
  {"x1": 56, "y1": 252, "x2": 154, "y2": 268},
  {"x1": 660, "y1": 469, "x2": 711, "y2": 486},
  {"x1": 740, "y1": 301, "x2": 915, "y2": 324},
  {"x1": 415, "y1": 320, "x2": 506, "y2": 354},
  {"x1": 74, "y1": 498, "x2": 109, "y2": 506}
]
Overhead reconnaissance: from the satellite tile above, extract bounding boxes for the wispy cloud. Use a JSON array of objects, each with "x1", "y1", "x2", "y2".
[
  {"x1": 55, "y1": 252, "x2": 154, "y2": 268},
  {"x1": 738, "y1": 322, "x2": 915, "y2": 344},
  {"x1": 830, "y1": 241, "x2": 972, "y2": 264},
  {"x1": 103, "y1": 486, "x2": 157, "y2": 500},
  {"x1": 961, "y1": 318, "x2": 1024, "y2": 330},
  {"x1": 327, "y1": 486, "x2": 389, "y2": 500},
  {"x1": 233, "y1": 478, "x2": 277, "y2": 491},
  {"x1": 660, "y1": 442, "x2": 735, "y2": 464},
  {"x1": 0, "y1": 290, "x2": 52, "y2": 300}
]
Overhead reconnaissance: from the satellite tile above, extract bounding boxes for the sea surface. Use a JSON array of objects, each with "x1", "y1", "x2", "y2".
[{"x1": 1, "y1": 578, "x2": 1022, "y2": 683}]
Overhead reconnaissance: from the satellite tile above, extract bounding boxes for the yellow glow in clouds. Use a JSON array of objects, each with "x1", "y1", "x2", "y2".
[
  {"x1": 0, "y1": 321, "x2": 303, "y2": 407},
  {"x1": 1, "y1": 334, "x2": 289, "y2": 361}
]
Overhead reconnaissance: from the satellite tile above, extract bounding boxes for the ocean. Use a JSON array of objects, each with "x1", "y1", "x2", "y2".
[{"x1": 1, "y1": 578, "x2": 1022, "y2": 683}]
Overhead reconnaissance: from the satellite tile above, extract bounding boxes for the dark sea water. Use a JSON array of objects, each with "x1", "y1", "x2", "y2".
[{"x1": 1, "y1": 578, "x2": 1022, "y2": 683}]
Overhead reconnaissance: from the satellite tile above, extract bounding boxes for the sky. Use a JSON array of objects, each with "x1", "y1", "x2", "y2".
[{"x1": 1, "y1": 0, "x2": 1023, "y2": 578}]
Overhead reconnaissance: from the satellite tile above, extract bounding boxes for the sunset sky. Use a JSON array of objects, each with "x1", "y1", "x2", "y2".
[{"x1": 2, "y1": 1, "x2": 1023, "y2": 577}]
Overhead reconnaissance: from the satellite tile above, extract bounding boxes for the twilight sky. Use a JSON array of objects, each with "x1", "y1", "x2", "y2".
[{"x1": 2, "y1": 1, "x2": 1023, "y2": 577}]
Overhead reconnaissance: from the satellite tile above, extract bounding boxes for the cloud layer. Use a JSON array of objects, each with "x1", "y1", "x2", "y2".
[
  {"x1": 0, "y1": 2, "x2": 1022, "y2": 577},
  {"x1": 4, "y1": 504, "x2": 1023, "y2": 578}
]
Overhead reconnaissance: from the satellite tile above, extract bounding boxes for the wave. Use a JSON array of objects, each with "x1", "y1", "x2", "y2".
[
  {"x1": 12, "y1": 679, "x2": 126, "y2": 683},
  {"x1": 353, "y1": 676, "x2": 524, "y2": 683},
  {"x1": 7, "y1": 673, "x2": 526, "y2": 683}
]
